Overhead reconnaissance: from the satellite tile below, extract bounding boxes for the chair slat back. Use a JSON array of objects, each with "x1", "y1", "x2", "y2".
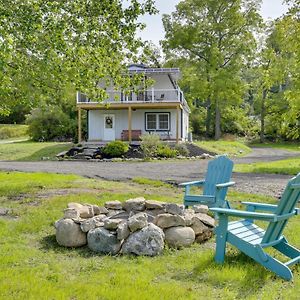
[
  {"x1": 203, "y1": 156, "x2": 233, "y2": 200},
  {"x1": 262, "y1": 173, "x2": 300, "y2": 244}
]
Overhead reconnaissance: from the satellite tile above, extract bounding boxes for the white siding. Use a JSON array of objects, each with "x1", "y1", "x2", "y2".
[{"x1": 88, "y1": 108, "x2": 189, "y2": 141}]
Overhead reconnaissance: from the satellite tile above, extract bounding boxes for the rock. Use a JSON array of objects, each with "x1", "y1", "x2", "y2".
[
  {"x1": 117, "y1": 222, "x2": 130, "y2": 240},
  {"x1": 123, "y1": 197, "x2": 145, "y2": 212},
  {"x1": 105, "y1": 200, "x2": 123, "y2": 210},
  {"x1": 68, "y1": 203, "x2": 94, "y2": 218},
  {"x1": 165, "y1": 203, "x2": 184, "y2": 215},
  {"x1": 194, "y1": 213, "x2": 215, "y2": 227},
  {"x1": 67, "y1": 202, "x2": 83, "y2": 210},
  {"x1": 63, "y1": 208, "x2": 80, "y2": 219},
  {"x1": 0, "y1": 207, "x2": 10, "y2": 216},
  {"x1": 145, "y1": 200, "x2": 165, "y2": 210},
  {"x1": 164, "y1": 226, "x2": 195, "y2": 248},
  {"x1": 55, "y1": 219, "x2": 87, "y2": 247},
  {"x1": 87, "y1": 227, "x2": 122, "y2": 255},
  {"x1": 145, "y1": 209, "x2": 166, "y2": 217},
  {"x1": 121, "y1": 224, "x2": 164, "y2": 256},
  {"x1": 107, "y1": 209, "x2": 126, "y2": 217},
  {"x1": 128, "y1": 212, "x2": 148, "y2": 232},
  {"x1": 191, "y1": 217, "x2": 208, "y2": 235},
  {"x1": 56, "y1": 150, "x2": 68, "y2": 158},
  {"x1": 109, "y1": 211, "x2": 130, "y2": 220},
  {"x1": 195, "y1": 229, "x2": 214, "y2": 243},
  {"x1": 80, "y1": 215, "x2": 106, "y2": 232},
  {"x1": 154, "y1": 213, "x2": 185, "y2": 229},
  {"x1": 92, "y1": 205, "x2": 109, "y2": 215},
  {"x1": 193, "y1": 205, "x2": 209, "y2": 214},
  {"x1": 183, "y1": 209, "x2": 195, "y2": 226},
  {"x1": 104, "y1": 218, "x2": 123, "y2": 230}
]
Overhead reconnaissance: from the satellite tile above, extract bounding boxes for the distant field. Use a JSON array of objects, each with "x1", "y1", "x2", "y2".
[
  {"x1": 195, "y1": 140, "x2": 252, "y2": 157},
  {"x1": 251, "y1": 142, "x2": 300, "y2": 152},
  {"x1": 0, "y1": 124, "x2": 29, "y2": 140}
]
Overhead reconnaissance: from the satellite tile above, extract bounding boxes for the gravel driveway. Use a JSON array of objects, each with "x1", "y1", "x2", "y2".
[{"x1": 0, "y1": 147, "x2": 299, "y2": 198}]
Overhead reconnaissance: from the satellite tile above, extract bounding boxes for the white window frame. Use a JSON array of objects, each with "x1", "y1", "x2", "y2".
[{"x1": 145, "y1": 112, "x2": 170, "y2": 131}]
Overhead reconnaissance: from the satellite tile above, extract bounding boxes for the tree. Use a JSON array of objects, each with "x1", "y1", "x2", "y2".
[
  {"x1": 0, "y1": 0, "x2": 156, "y2": 115},
  {"x1": 162, "y1": 0, "x2": 262, "y2": 139}
]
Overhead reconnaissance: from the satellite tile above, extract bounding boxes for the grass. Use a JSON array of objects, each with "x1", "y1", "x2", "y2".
[
  {"x1": 0, "y1": 124, "x2": 29, "y2": 140},
  {"x1": 195, "y1": 140, "x2": 252, "y2": 157},
  {"x1": 0, "y1": 141, "x2": 71, "y2": 161},
  {"x1": 0, "y1": 171, "x2": 299, "y2": 299},
  {"x1": 235, "y1": 157, "x2": 300, "y2": 175},
  {"x1": 251, "y1": 142, "x2": 300, "y2": 152}
]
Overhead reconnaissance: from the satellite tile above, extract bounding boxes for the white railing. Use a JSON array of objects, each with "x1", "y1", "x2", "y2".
[{"x1": 77, "y1": 88, "x2": 186, "y2": 104}]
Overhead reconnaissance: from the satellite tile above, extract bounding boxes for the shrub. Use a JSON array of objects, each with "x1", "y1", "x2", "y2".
[
  {"x1": 102, "y1": 141, "x2": 129, "y2": 157},
  {"x1": 174, "y1": 143, "x2": 190, "y2": 156},
  {"x1": 26, "y1": 107, "x2": 76, "y2": 141},
  {"x1": 156, "y1": 144, "x2": 178, "y2": 158},
  {"x1": 140, "y1": 133, "x2": 161, "y2": 158}
]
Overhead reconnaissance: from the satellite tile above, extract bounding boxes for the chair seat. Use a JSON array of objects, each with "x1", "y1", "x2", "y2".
[{"x1": 228, "y1": 220, "x2": 265, "y2": 245}]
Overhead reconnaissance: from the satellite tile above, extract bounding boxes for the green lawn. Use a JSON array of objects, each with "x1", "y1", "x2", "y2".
[
  {"x1": 0, "y1": 141, "x2": 71, "y2": 161},
  {"x1": 235, "y1": 157, "x2": 300, "y2": 175},
  {"x1": 251, "y1": 142, "x2": 300, "y2": 152},
  {"x1": 0, "y1": 124, "x2": 29, "y2": 140},
  {"x1": 0, "y1": 172, "x2": 299, "y2": 299},
  {"x1": 195, "y1": 140, "x2": 252, "y2": 157}
]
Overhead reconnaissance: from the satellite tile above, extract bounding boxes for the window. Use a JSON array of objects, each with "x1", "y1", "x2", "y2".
[{"x1": 146, "y1": 113, "x2": 170, "y2": 131}]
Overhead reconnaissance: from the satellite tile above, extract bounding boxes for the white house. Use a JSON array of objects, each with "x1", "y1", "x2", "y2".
[{"x1": 76, "y1": 64, "x2": 190, "y2": 143}]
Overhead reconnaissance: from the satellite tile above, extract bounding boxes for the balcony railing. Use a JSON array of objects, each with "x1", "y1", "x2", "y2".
[{"x1": 77, "y1": 89, "x2": 186, "y2": 105}]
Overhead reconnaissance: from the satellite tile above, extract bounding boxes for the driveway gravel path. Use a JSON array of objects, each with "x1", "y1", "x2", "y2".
[{"x1": 0, "y1": 147, "x2": 299, "y2": 198}]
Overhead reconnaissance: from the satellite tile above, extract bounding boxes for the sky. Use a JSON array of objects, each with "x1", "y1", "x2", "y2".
[{"x1": 138, "y1": 0, "x2": 289, "y2": 45}]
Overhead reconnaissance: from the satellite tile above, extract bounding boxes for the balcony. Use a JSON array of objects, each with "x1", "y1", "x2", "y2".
[{"x1": 77, "y1": 88, "x2": 186, "y2": 105}]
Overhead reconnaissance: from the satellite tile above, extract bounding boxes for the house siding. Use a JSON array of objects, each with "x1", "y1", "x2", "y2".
[{"x1": 88, "y1": 108, "x2": 185, "y2": 141}]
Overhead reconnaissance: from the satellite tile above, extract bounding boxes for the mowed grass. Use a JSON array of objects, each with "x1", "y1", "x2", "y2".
[
  {"x1": 0, "y1": 172, "x2": 299, "y2": 299},
  {"x1": 251, "y1": 142, "x2": 300, "y2": 152},
  {"x1": 235, "y1": 157, "x2": 300, "y2": 175},
  {"x1": 195, "y1": 140, "x2": 252, "y2": 157},
  {"x1": 0, "y1": 141, "x2": 71, "y2": 161}
]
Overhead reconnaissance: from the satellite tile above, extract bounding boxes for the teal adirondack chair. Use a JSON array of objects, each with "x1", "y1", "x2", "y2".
[
  {"x1": 210, "y1": 173, "x2": 300, "y2": 281},
  {"x1": 180, "y1": 155, "x2": 235, "y2": 208}
]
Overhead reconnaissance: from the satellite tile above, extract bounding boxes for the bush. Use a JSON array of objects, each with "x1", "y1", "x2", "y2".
[
  {"x1": 174, "y1": 143, "x2": 190, "y2": 156},
  {"x1": 102, "y1": 141, "x2": 129, "y2": 157},
  {"x1": 140, "y1": 133, "x2": 161, "y2": 158},
  {"x1": 26, "y1": 107, "x2": 76, "y2": 141},
  {"x1": 156, "y1": 144, "x2": 178, "y2": 158}
]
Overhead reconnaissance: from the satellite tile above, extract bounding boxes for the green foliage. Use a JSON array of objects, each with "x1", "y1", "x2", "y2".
[
  {"x1": 174, "y1": 143, "x2": 190, "y2": 156},
  {"x1": 156, "y1": 144, "x2": 178, "y2": 158},
  {"x1": 140, "y1": 133, "x2": 162, "y2": 158},
  {"x1": 26, "y1": 107, "x2": 76, "y2": 142},
  {"x1": 102, "y1": 141, "x2": 129, "y2": 158},
  {"x1": 190, "y1": 108, "x2": 206, "y2": 136},
  {"x1": 0, "y1": 124, "x2": 28, "y2": 140}
]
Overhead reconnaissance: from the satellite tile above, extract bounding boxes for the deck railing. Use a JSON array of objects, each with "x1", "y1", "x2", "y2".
[{"x1": 77, "y1": 88, "x2": 186, "y2": 105}]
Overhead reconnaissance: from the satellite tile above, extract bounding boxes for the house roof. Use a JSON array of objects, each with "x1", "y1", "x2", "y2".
[{"x1": 128, "y1": 64, "x2": 181, "y2": 80}]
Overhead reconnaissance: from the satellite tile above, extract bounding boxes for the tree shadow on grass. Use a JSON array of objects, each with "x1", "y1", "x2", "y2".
[{"x1": 172, "y1": 252, "x2": 270, "y2": 299}]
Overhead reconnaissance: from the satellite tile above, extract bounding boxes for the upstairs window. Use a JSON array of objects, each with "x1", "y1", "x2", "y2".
[{"x1": 145, "y1": 113, "x2": 170, "y2": 131}]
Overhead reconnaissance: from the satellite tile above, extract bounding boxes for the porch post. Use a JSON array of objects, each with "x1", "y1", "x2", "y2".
[
  {"x1": 128, "y1": 106, "x2": 132, "y2": 143},
  {"x1": 78, "y1": 107, "x2": 82, "y2": 143},
  {"x1": 176, "y1": 105, "x2": 180, "y2": 144}
]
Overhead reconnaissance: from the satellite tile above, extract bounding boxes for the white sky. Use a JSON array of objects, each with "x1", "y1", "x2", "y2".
[{"x1": 138, "y1": 0, "x2": 289, "y2": 45}]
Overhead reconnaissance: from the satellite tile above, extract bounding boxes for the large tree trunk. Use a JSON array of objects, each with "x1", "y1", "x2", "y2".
[
  {"x1": 215, "y1": 105, "x2": 221, "y2": 140},
  {"x1": 205, "y1": 97, "x2": 212, "y2": 137},
  {"x1": 260, "y1": 89, "x2": 267, "y2": 143}
]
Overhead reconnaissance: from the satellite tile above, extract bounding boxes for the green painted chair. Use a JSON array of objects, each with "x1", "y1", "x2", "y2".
[
  {"x1": 210, "y1": 173, "x2": 300, "y2": 281},
  {"x1": 180, "y1": 155, "x2": 235, "y2": 208}
]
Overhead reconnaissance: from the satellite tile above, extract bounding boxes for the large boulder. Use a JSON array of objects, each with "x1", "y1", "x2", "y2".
[
  {"x1": 123, "y1": 197, "x2": 145, "y2": 212},
  {"x1": 164, "y1": 226, "x2": 195, "y2": 248},
  {"x1": 87, "y1": 227, "x2": 122, "y2": 255},
  {"x1": 194, "y1": 213, "x2": 215, "y2": 227},
  {"x1": 154, "y1": 213, "x2": 185, "y2": 229},
  {"x1": 55, "y1": 218, "x2": 87, "y2": 247},
  {"x1": 191, "y1": 217, "x2": 208, "y2": 235},
  {"x1": 165, "y1": 203, "x2": 184, "y2": 216},
  {"x1": 63, "y1": 208, "x2": 80, "y2": 219},
  {"x1": 121, "y1": 224, "x2": 165, "y2": 256},
  {"x1": 127, "y1": 212, "x2": 148, "y2": 232},
  {"x1": 145, "y1": 200, "x2": 165, "y2": 210}
]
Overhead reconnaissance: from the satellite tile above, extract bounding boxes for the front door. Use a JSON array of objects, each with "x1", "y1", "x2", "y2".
[{"x1": 103, "y1": 114, "x2": 115, "y2": 141}]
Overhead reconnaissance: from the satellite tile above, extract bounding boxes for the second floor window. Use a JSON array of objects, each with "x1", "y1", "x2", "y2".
[{"x1": 145, "y1": 113, "x2": 170, "y2": 131}]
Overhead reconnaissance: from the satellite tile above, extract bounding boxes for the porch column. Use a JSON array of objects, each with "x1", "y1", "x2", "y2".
[
  {"x1": 176, "y1": 106, "x2": 180, "y2": 144},
  {"x1": 128, "y1": 106, "x2": 132, "y2": 143},
  {"x1": 78, "y1": 107, "x2": 82, "y2": 143}
]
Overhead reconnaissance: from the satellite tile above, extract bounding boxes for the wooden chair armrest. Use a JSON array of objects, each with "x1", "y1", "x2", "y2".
[
  {"x1": 242, "y1": 202, "x2": 278, "y2": 212},
  {"x1": 216, "y1": 181, "x2": 235, "y2": 189},
  {"x1": 179, "y1": 180, "x2": 205, "y2": 187}
]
